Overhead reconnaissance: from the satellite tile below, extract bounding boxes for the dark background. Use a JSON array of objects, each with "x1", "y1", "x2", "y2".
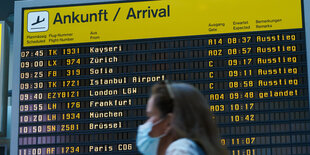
[{"x1": 1, "y1": 0, "x2": 23, "y2": 30}]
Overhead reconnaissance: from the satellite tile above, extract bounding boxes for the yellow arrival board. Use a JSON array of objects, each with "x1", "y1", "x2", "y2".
[{"x1": 23, "y1": 0, "x2": 303, "y2": 47}]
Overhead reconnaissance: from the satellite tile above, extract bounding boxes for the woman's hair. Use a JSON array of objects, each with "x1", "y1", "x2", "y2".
[{"x1": 151, "y1": 82, "x2": 228, "y2": 155}]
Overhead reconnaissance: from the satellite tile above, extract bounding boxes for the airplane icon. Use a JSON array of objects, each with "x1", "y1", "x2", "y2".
[
  {"x1": 28, "y1": 11, "x2": 49, "y2": 32},
  {"x1": 32, "y1": 16, "x2": 45, "y2": 26}
]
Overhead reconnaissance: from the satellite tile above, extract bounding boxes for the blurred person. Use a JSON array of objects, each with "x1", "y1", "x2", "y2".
[{"x1": 136, "y1": 81, "x2": 228, "y2": 155}]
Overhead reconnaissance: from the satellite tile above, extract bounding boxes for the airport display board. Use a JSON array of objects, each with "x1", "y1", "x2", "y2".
[{"x1": 12, "y1": 0, "x2": 310, "y2": 154}]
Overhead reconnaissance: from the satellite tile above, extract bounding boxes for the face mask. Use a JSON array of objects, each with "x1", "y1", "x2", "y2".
[{"x1": 136, "y1": 119, "x2": 165, "y2": 155}]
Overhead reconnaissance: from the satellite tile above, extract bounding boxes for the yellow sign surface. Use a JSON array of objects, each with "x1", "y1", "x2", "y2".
[{"x1": 23, "y1": 0, "x2": 303, "y2": 47}]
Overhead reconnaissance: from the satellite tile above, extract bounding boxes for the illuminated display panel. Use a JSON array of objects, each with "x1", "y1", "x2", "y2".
[
  {"x1": 0, "y1": 22, "x2": 2, "y2": 134},
  {"x1": 13, "y1": 0, "x2": 310, "y2": 154},
  {"x1": 0, "y1": 21, "x2": 9, "y2": 137}
]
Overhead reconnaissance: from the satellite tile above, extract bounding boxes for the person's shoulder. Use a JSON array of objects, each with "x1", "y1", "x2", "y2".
[
  {"x1": 166, "y1": 138, "x2": 205, "y2": 155},
  {"x1": 169, "y1": 138, "x2": 196, "y2": 147}
]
